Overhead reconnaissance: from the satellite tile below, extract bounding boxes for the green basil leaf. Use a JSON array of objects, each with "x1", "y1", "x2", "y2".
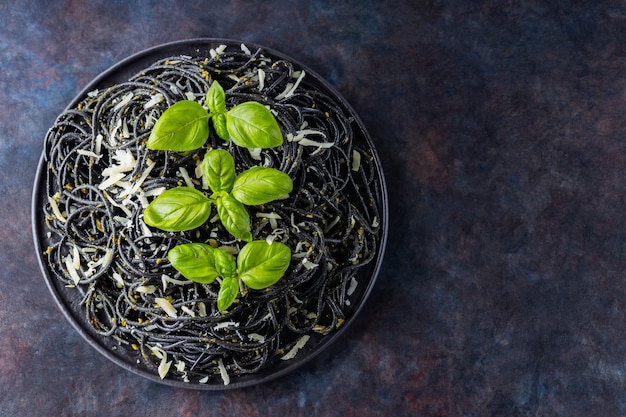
[
  {"x1": 238, "y1": 241, "x2": 291, "y2": 290},
  {"x1": 225, "y1": 101, "x2": 283, "y2": 148},
  {"x1": 231, "y1": 166, "x2": 293, "y2": 205},
  {"x1": 217, "y1": 276, "x2": 239, "y2": 311},
  {"x1": 214, "y1": 247, "x2": 236, "y2": 279},
  {"x1": 212, "y1": 113, "x2": 229, "y2": 141},
  {"x1": 216, "y1": 194, "x2": 252, "y2": 242},
  {"x1": 168, "y1": 243, "x2": 220, "y2": 284},
  {"x1": 144, "y1": 187, "x2": 212, "y2": 232},
  {"x1": 146, "y1": 100, "x2": 210, "y2": 151},
  {"x1": 202, "y1": 149, "x2": 236, "y2": 193},
  {"x1": 206, "y1": 80, "x2": 226, "y2": 114}
]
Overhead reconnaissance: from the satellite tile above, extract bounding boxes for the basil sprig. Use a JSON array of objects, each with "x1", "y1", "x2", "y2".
[
  {"x1": 146, "y1": 80, "x2": 283, "y2": 150},
  {"x1": 145, "y1": 149, "x2": 292, "y2": 241},
  {"x1": 168, "y1": 241, "x2": 291, "y2": 310}
]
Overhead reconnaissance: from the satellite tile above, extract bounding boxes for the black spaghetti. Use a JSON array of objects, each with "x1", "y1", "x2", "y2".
[{"x1": 41, "y1": 44, "x2": 383, "y2": 385}]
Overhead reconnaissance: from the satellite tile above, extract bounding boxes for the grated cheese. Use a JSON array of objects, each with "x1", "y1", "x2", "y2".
[
  {"x1": 121, "y1": 118, "x2": 129, "y2": 138},
  {"x1": 281, "y1": 335, "x2": 310, "y2": 360},
  {"x1": 347, "y1": 277, "x2": 358, "y2": 296},
  {"x1": 100, "y1": 249, "x2": 114, "y2": 268},
  {"x1": 64, "y1": 255, "x2": 81, "y2": 285},
  {"x1": 287, "y1": 129, "x2": 327, "y2": 142},
  {"x1": 372, "y1": 216, "x2": 380, "y2": 228},
  {"x1": 178, "y1": 167, "x2": 194, "y2": 188},
  {"x1": 48, "y1": 195, "x2": 66, "y2": 223},
  {"x1": 256, "y1": 212, "x2": 281, "y2": 230},
  {"x1": 101, "y1": 165, "x2": 132, "y2": 177},
  {"x1": 151, "y1": 346, "x2": 172, "y2": 379},
  {"x1": 114, "y1": 148, "x2": 137, "y2": 167},
  {"x1": 144, "y1": 111, "x2": 157, "y2": 129},
  {"x1": 214, "y1": 321, "x2": 239, "y2": 331},
  {"x1": 71, "y1": 243, "x2": 80, "y2": 270},
  {"x1": 77, "y1": 149, "x2": 101, "y2": 160},
  {"x1": 98, "y1": 172, "x2": 125, "y2": 190},
  {"x1": 109, "y1": 118, "x2": 121, "y2": 146},
  {"x1": 181, "y1": 306, "x2": 195, "y2": 317},
  {"x1": 144, "y1": 187, "x2": 165, "y2": 197},
  {"x1": 290, "y1": 213, "x2": 300, "y2": 233},
  {"x1": 248, "y1": 147, "x2": 262, "y2": 161},
  {"x1": 95, "y1": 134, "x2": 103, "y2": 156},
  {"x1": 137, "y1": 193, "x2": 149, "y2": 209},
  {"x1": 218, "y1": 358, "x2": 230, "y2": 385},
  {"x1": 197, "y1": 302, "x2": 207, "y2": 317},
  {"x1": 286, "y1": 127, "x2": 332, "y2": 154},
  {"x1": 100, "y1": 149, "x2": 137, "y2": 190},
  {"x1": 275, "y1": 83, "x2": 294, "y2": 100},
  {"x1": 351, "y1": 150, "x2": 361, "y2": 171},
  {"x1": 258, "y1": 68, "x2": 265, "y2": 91},
  {"x1": 112, "y1": 272, "x2": 124, "y2": 288},
  {"x1": 275, "y1": 70, "x2": 306, "y2": 100},
  {"x1": 104, "y1": 192, "x2": 133, "y2": 217},
  {"x1": 113, "y1": 216, "x2": 130, "y2": 226},
  {"x1": 155, "y1": 297, "x2": 177, "y2": 318},
  {"x1": 169, "y1": 84, "x2": 180, "y2": 96},
  {"x1": 150, "y1": 346, "x2": 164, "y2": 359},
  {"x1": 210, "y1": 44, "x2": 228, "y2": 59},
  {"x1": 119, "y1": 158, "x2": 156, "y2": 198},
  {"x1": 143, "y1": 93, "x2": 163, "y2": 109},
  {"x1": 301, "y1": 258, "x2": 319, "y2": 270},
  {"x1": 136, "y1": 285, "x2": 157, "y2": 294},
  {"x1": 298, "y1": 138, "x2": 334, "y2": 151},
  {"x1": 248, "y1": 333, "x2": 266, "y2": 343},
  {"x1": 161, "y1": 274, "x2": 192, "y2": 291},
  {"x1": 113, "y1": 92, "x2": 134, "y2": 111}
]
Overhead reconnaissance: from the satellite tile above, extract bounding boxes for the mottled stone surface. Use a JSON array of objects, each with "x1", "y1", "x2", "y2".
[{"x1": 2, "y1": 0, "x2": 626, "y2": 415}]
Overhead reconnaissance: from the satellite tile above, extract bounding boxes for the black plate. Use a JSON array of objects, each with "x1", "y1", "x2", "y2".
[{"x1": 32, "y1": 38, "x2": 388, "y2": 390}]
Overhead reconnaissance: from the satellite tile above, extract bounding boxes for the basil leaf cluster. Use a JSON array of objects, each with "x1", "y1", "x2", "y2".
[
  {"x1": 142, "y1": 81, "x2": 294, "y2": 311},
  {"x1": 145, "y1": 149, "x2": 292, "y2": 242},
  {"x1": 146, "y1": 80, "x2": 283, "y2": 151},
  {"x1": 168, "y1": 241, "x2": 291, "y2": 310}
]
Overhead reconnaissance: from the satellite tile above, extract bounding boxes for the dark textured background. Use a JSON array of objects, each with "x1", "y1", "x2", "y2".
[{"x1": 2, "y1": 0, "x2": 626, "y2": 415}]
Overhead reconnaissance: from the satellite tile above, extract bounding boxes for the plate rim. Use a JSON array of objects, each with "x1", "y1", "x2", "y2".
[{"x1": 31, "y1": 37, "x2": 389, "y2": 390}]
